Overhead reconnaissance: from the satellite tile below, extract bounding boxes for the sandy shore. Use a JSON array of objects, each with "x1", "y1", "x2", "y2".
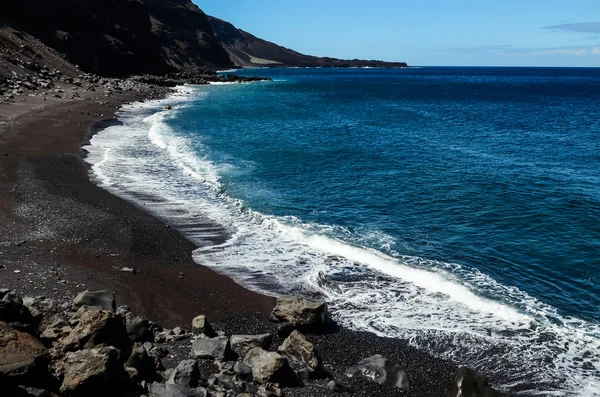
[{"x1": 0, "y1": 92, "x2": 500, "y2": 396}]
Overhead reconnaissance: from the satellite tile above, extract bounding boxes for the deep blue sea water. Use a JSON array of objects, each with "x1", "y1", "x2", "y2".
[{"x1": 86, "y1": 67, "x2": 600, "y2": 396}]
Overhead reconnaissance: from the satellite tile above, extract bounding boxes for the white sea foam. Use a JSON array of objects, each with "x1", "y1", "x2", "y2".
[{"x1": 85, "y1": 85, "x2": 600, "y2": 397}]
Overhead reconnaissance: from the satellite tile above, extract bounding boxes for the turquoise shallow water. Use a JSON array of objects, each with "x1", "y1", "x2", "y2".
[{"x1": 86, "y1": 67, "x2": 600, "y2": 395}]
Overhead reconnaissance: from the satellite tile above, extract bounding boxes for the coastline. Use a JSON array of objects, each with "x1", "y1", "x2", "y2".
[{"x1": 0, "y1": 90, "x2": 505, "y2": 396}]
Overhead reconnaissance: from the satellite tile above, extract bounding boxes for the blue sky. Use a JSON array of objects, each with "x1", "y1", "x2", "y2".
[{"x1": 197, "y1": 1, "x2": 600, "y2": 67}]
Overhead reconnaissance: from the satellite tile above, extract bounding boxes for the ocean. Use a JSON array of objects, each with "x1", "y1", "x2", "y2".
[{"x1": 85, "y1": 67, "x2": 600, "y2": 396}]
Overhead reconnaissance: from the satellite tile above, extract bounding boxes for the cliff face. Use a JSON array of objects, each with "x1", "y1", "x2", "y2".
[{"x1": 207, "y1": 16, "x2": 408, "y2": 69}]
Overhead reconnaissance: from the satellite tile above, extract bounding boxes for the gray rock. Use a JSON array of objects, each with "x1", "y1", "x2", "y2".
[
  {"x1": 149, "y1": 383, "x2": 207, "y2": 397},
  {"x1": 191, "y1": 315, "x2": 215, "y2": 336},
  {"x1": 230, "y1": 334, "x2": 272, "y2": 357},
  {"x1": 125, "y1": 345, "x2": 156, "y2": 380},
  {"x1": 278, "y1": 330, "x2": 322, "y2": 378},
  {"x1": 127, "y1": 316, "x2": 153, "y2": 342},
  {"x1": 345, "y1": 354, "x2": 409, "y2": 389},
  {"x1": 56, "y1": 346, "x2": 129, "y2": 395},
  {"x1": 167, "y1": 359, "x2": 201, "y2": 388},
  {"x1": 73, "y1": 290, "x2": 116, "y2": 312},
  {"x1": 233, "y1": 361, "x2": 253, "y2": 382},
  {"x1": 57, "y1": 309, "x2": 129, "y2": 353},
  {"x1": 192, "y1": 336, "x2": 232, "y2": 360},
  {"x1": 270, "y1": 296, "x2": 329, "y2": 331},
  {"x1": 450, "y1": 367, "x2": 501, "y2": 397},
  {"x1": 244, "y1": 347, "x2": 299, "y2": 385}
]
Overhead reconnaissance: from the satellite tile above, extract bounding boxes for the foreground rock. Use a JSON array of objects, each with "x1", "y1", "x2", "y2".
[
  {"x1": 57, "y1": 310, "x2": 129, "y2": 353},
  {"x1": 230, "y1": 334, "x2": 272, "y2": 357},
  {"x1": 450, "y1": 367, "x2": 501, "y2": 397},
  {"x1": 167, "y1": 359, "x2": 201, "y2": 388},
  {"x1": 192, "y1": 336, "x2": 232, "y2": 360},
  {"x1": 346, "y1": 354, "x2": 409, "y2": 389},
  {"x1": 278, "y1": 330, "x2": 322, "y2": 379},
  {"x1": 270, "y1": 296, "x2": 329, "y2": 333},
  {"x1": 243, "y1": 347, "x2": 299, "y2": 386},
  {"x1": 0, "y1": 321, "x2": 48, "y2": 378},
  {"x1": 72, "y1": 290, "x2": 116, "y2": 313},
  {"x1": 55, "y1": 346, "x2": 129, "y2": 395},
  {"x1": 191, "y1": 315, "x2": 215, "y2": 337}
]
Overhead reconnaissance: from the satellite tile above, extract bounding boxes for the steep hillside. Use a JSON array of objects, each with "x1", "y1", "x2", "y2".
[
  {"x1": 142, "y1": 0, "x2": 233, "y2": 71},
  {"x1": 0, "y1": 0, "x2": 233, "y2": 77},
  {"x1": 208, "y1": 16, "x2": 408, "y2": 68}
]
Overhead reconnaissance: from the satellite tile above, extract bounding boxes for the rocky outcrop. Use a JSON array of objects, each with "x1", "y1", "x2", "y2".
[
  {"x1": 346, "y1": 354, "x2": 410, "y2": 389},
  {"x1": 167, "y1": 359, "x2": 201, "y2": 388}
]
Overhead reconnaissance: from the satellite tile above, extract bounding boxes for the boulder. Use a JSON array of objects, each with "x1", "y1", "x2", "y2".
[
  {"x1": 243, "y1": 347, "x2": 299, "y2": 385},
  {"x1": 450, "y1": 367, "x2": 501, "y2": 397},
  {"x1": 127, "y1": 316, "x2": 153, "y2": 342},
  {"x1": 278, "y1": 330, "x2": 322, "y2": 378},
  {"x1": 0, "y1": 300, "x2": 35, "y2": 331},
  {"x1": 192, "y1": 336, "x2": 232, "y2": 360},
  {"x1": 167, "y1": 359, "x2": 201, "y2": 388},
  {"x1": 149, "y1": 383, "x2": 207, "y2": 397},
  {"x1": 0, "y1": 322, "x2": 48, "y2": 378},
  {"x1": 72, "y1": 290, "x2": 116, "y2": 312},
  {"x1": 270, "y1": 296, "x2": 329, "y2": 332},
  {"x1": 345, "y1": 354, "x2": 409, "y2": 389},
  {"x1": 191, "y1": 315, "x2": 215, "y2": 337},
  {"x1": 230, "y1": 334, "x2": 272, "y2": 357},
  {"x1": 58, "y1": 310, "x2": 130, "y2": 353},
  {"x1": 125, "y1": 345, "x2": 156, "y2": 380},
  {"x1": 56, "y1": 346, "x2": 129, "y2": 395}
]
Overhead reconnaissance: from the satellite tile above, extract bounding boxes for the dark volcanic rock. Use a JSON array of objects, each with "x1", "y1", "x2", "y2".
[
  {"x1": 192, "y1": 336, "x2": 232, "y2": 360},
  {"x1": 167, "y1": 359, "x2": 201, "y2": 388},
  {"x1": 0, "y1": 300, "x2": 35, "y2": 332},
  {"x1": 346, "y1": 354, "x2": 409, "y2": 389},
  {"x1": 450, "y1": 367, "x2": 501, "y2": 397},
  {"x1": 270, "y1": 296, "x2": 329, "y2": 333},
  {"x1": 72, "y1": 290, "x2": 116, "y2": 312},
  {"x1": 230, "y1": 333, "x2": 272, "y2": 357},
  {"x1": 127, "y1": 316, "x2": 153, "y2": 342}
]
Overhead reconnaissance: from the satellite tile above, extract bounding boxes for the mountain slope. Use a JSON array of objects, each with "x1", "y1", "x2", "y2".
[
  {"x1": 0, "y1": 0, "x2": 233, "y2": 77},
  {"x1": 208, "y1": 16, "x2": 408, "y2": 68}
]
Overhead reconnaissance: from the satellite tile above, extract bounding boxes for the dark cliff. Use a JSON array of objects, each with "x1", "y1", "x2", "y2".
[
  {"x1": 0, "y1": 0, "x2": 233, "y2": 77},
  {"x1": 0, "y1": 0, "x2": 406, "y2": 77},
  {"x1": 207, "y1": 16, "x2": 408, "y2": 69}
]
